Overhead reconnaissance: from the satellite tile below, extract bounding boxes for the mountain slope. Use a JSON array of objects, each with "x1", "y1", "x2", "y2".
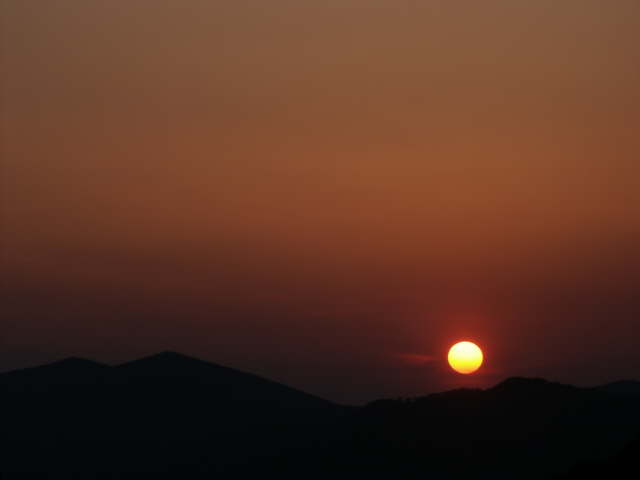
[
  {"x1": 0, "y1": 355, "x2": 638, "y2": 478},
  {"x1": 356, "y1": 376, "x2": 640, "y2": 479},
  {"x1": 595, "y1": 380, "x2": 640, "y2": 396},
  {"x1": 0, "y1": 352, "x2": 343, "y2": 475},
  {"x1": 0, "y1": 352, "x2": 332, "y2": 407},
  {"x1": 112, "y1": 351, "x2": 331, "y2": 408},
  {"x1": 0, "y1": 357, "x2": 108, "y2": 391}
]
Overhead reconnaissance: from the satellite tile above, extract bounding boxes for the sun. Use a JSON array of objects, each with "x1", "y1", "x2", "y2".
[{"x1": 448, "y1": 341, "x2": 483, "y2": 374}]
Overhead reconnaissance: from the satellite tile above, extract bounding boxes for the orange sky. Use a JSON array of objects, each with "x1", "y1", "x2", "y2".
[{"x1": 2, "y1": 1, "x2": 640, "y2": 403}]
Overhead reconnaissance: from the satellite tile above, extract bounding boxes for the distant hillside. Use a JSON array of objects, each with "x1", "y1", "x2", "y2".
[
  {"x1": 0, "y1": 352, "x2": 341, "y2": 476},
  {"x1": 0, "y1": 357, "x2": 108, "y2": 388},
  {"x1": 594, "y1": 380, "x2": 640, "y2": 396},
  {"x1": 561, "y1": 434, "x2": 640, "y2": 479},
  {"x1": 112, "y1": 351, "x2": 332, "y2": 408},
  {"x1": 0, "y1": 354, "x2": 638, "y2": 478},
  {"x1": 353, "y1": 377, "x2": 640, "y2": 478},
  {"x1": 1, "y1": 352, "x2": 331, "y2": 408}
]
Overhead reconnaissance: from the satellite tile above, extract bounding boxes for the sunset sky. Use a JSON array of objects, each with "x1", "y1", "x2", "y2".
[{"x1": 2, "y1": 0, "x2": 640, "y2": 403}]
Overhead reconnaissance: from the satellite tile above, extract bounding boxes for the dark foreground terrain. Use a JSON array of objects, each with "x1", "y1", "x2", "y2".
[{"x1": 1, "y1": 352, "x2": 638, "y2": 478}]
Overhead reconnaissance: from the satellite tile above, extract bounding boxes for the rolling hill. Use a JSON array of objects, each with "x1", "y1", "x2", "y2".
[{"x1": 0, "y1": 353, "x2": 638, "y2": 478}]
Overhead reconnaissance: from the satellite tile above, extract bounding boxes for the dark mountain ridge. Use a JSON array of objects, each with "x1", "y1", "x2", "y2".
[
  {"x1": 594, "y1": 379, "x2": 640, "y2": 396},
  {"x1": 0, "y1": 357, "x2": 107, "y2": 382},
  {"x1": 0, "y1": 353, "x2": 638, "y2": 478},
  {"x1": 0, "y1": 352, "x2": 331, "y2": 407}
]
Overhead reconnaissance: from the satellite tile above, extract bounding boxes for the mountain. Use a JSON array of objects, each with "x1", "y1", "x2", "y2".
[
  {"x1": 112, "y1": 351, "x2": 331, "y2": 408},
  {"x1": 0, "y1": 352, "x2": 331, "y2": 407},
  {"x1": 595, "y1": 380, "x2": 640, "y2": 396},
  {"x1": 489, "y1": 376, "x2": 579, "y2": 394},
  {"x1": 0, "y1": 354, "x2": 638, "y2": 478},
  {"x1": 355, "y1": 376, "x2": 640, "y2": 479},
  {"x1": 0, "y1": 357, "x2": 108, "y2": 391},
  {"x1": 0, "y1": 352, "x2": 342, "y2": 476},
  {"x1": 561, "y1": 433, "x2": 640, "y2": 479}
]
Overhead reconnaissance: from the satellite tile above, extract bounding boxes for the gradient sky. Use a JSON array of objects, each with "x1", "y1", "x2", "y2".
[{"x1": 2, "y1": 0, "x2": 640, "y2": 403}]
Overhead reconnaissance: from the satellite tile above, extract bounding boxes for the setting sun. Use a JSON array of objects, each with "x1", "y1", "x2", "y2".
[{"x1": 448, "y1": 341, "x2": 484, "y2": 374}]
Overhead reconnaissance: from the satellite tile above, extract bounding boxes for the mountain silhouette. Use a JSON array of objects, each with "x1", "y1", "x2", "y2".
[
  {"x1": 0, "y1": 357, "x2": 108, "y2": 391},
  {"x1": 0, "y1": 352, "x2": 347, "y2": 476},
  {"x1": 0, "y1": 353, "x2": 638, "y2": 478},
  {"x1": 490, "y1": 376, "x2": 578, "y2": 393},
  {"x1": 355, "y1": 376, "x2": 640, "y2": 479},
  {"x1": 595, "y1": 380, "x2": 640, "y2": 396},
  {"x1": 1, "y1": 352, "x2": 331, "y2": 407},
  {"x1": 113, "y1": 351, "x2": 331, "y2": 407},
  {"x1": 560, "y1": 432, "x2": 640, "y2": 479}
]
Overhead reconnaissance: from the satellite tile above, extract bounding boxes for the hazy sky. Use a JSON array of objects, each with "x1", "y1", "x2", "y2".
[{"x1": 2, "y1": 0, "x2": 640, "y2": 403}]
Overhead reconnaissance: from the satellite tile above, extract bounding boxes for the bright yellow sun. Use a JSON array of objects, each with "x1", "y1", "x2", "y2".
[{"x1": 448, "y1": 341, "x2": 483, "y2": 374}]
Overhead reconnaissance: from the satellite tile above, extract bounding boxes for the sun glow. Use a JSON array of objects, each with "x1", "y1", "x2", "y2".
[{"x1": 448, "y1": 341, "x2": 483, "y2": 374}]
